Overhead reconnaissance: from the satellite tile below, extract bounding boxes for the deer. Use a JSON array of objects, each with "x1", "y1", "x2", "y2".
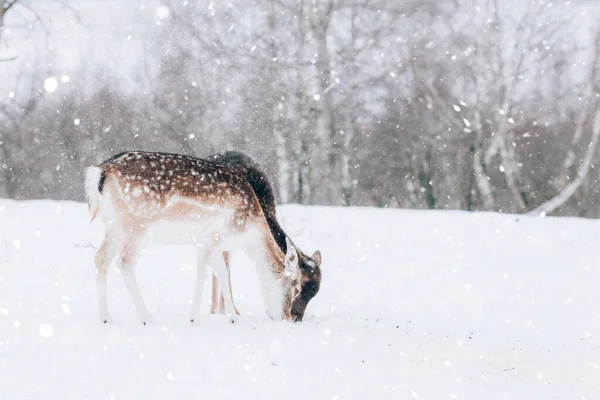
[
  {"x1": 206, "y1": 151, "x2": 322, "y2": 321},
  {"x1": 84, "y1": 150, "x2": 303, "y2": 325}
]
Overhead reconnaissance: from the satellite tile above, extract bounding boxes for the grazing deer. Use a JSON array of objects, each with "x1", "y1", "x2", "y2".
[
  {"x1": 206, "y1": 151, "x2": 322, "y2": 322},
  {"x1": 85, "y1": 151, "x2": 303, "y2": 325}
]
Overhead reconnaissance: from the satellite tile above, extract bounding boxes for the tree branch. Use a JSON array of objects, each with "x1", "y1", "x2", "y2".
[{"x1": 528, "y1": 105, "x2": 600, "y2": 216}]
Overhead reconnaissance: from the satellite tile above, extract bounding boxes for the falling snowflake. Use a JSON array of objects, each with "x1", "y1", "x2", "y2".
[
  {"x1": 156, "y1": 6, "x2": 170, "y2": 20},
  {"x1": 39, "y1": 324, "x2": 54, "y2": 338},
  {"x1": 44, "y1": 77, "x2": 58, "y2": 93}
]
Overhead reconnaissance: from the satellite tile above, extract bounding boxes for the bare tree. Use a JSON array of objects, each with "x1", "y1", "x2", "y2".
[
  {"x1": 529, "y1": 30, "x2": 600, "y2": 216},
  {"x1": 529, "y1": 107, "x2": 600, "y2": 216},
  {"x1": 2, "y1": 0, "x2": 600, "y2": 217}
]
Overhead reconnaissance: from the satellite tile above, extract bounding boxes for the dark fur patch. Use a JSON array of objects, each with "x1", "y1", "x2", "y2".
[
  {"x1": 209, "y1": 151, "x2": 283, "y2": 250},
  {"x1": 98, "y1": 170, "x2": 106, "y2": 193},
  {"x1": 97, "y1": 151, "x2": 130, "y2": 194},
  {"x1": 98, "y1": 151, "x2": 129, "y2": 167}
]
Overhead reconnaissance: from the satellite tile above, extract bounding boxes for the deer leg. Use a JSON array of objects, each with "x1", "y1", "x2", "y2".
[
  {"x1": 210, "y1": 250, "x2": 238, "y2": 324},
  {"x1": 117, "y1": 239, "x2": 153, "y2": 325},
  {"x1": 244, "y1": 234, "x2": 284, "y2": 321},
  {"x1": 190, "y1": 247, "x2": 210, "y2": 323},
  {"x1": 223, "y1": 251, "x2": 240, "y2": 315},
  {"x1": 94, "y1": 235, "x2": 119, "y2": 323},
  {"x1": 209, "y1": 273, "x2": 219, "y2": 314},
  {"x1": 218, "y1": 291, "x2": 225, "y2": 314}
]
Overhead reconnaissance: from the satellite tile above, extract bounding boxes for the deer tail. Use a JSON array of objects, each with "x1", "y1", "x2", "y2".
[{"x1": 84, "y1": 166, "x2": 104, "y2": 223}]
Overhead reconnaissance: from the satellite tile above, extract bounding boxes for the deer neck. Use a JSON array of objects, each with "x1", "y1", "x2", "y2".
[{"x1": 263, "y1": 209, "x2": 289, "y2": 254}]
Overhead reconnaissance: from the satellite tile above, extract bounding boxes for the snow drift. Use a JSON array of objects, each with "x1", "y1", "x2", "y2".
[{"x1": 1, "y1": 199, "x2": 599, "y2": 399}]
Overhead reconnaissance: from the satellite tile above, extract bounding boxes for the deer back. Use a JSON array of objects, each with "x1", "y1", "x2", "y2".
[{"x1": 95, "y1": 151, "x2": 265, "y2": 234}]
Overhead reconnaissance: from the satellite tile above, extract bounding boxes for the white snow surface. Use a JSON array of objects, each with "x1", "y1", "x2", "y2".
[{"x1": 1, "y1": 199, "x2": 600, "y2": 399}]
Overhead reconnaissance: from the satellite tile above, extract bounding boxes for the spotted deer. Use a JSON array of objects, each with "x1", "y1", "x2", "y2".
[
  {"x1": 84, "y1": 151, "x2": 303, "y2": 324},
  {"x1": 206, "y1": 151, "x2": 322, "y2": 321}
]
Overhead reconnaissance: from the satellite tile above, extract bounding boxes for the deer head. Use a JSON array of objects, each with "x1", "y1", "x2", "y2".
[
  {"x1": 286, "y1": 237, "x2": 322, "y2": 322},
  {"x1": 279, "y1": 237, "x2": 303, "y2": 319}
]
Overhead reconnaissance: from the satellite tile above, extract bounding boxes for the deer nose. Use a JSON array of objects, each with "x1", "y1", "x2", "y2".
[{"x1": 291, "y1": 311, "x2": 303, "y2": 322}]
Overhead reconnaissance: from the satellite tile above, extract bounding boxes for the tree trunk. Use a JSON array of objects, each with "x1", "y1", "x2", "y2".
[
  {"x1": 0, "y1": 0, "x2": 6, "y2": 49},
  {"x1": 472, "y1": 110, "x2": 495, "y2": 210},
  {"x1": 554, "y1": 33, "x2": 600, "y2": 189},
  {"x1": 267, "y1": 0, "x2": 290, "y2": 203},
  {"x1": 311, "y1": 2, "x2": 339, "y2": 204},
  {"x1": 341, "y1": 3, "x2": 359, "y2": 206}
]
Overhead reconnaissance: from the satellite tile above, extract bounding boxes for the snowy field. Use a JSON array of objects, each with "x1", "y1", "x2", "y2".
[{"x1": 1, "y1": 199, "x2": 600, "y2": 399}]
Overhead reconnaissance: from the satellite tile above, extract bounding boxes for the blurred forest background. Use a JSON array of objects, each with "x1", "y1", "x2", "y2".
[{"x1": 1, "y1": 0, "x2": 600, "y2": 216}]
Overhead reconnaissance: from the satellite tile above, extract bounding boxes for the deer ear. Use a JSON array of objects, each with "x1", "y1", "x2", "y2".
[
  {"x1": 311, "y1": 250, "x2": 322, "y2": 267},
  {"x1": 285, "y1": 236, "x2": 294, "y2": 250},
  {"x1": 284, "y1": 244, "x2": 299, "y2": 276}
]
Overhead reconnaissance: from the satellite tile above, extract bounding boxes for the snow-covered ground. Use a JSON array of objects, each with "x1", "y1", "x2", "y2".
[{"x1": 1, "y1": 199, "x2": 599, "y2": 399}]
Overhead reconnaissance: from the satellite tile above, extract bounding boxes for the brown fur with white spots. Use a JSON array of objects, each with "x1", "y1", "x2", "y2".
[{"x1": 85, "y1": 151, "x2": 302, "y2": 325}]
